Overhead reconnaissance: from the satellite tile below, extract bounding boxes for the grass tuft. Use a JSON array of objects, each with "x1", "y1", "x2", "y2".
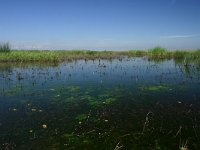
[
  {"x1": 148, "y1": 46, "x2": 171, "y2": 59},
  {"x1": 0, "y1": 42, "x2": 11, "y2": 53},
  {"x1": 173, "y1": 50, "x2": 189, "y2": 59},
  {"x1": 149, "y1": 46, "x2": 167, "y2": 54}
]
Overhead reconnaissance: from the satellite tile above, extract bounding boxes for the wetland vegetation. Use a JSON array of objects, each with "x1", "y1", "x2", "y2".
[
  {"x1": 0, "y1": 43, "x2": 200, "y2": 150},
  {"x1": 0, "y1": 43, "x2": 200, "y2": 63}
]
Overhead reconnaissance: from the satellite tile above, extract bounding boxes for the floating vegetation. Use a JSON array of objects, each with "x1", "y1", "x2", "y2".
[
  {"x1": 2, "y1": 85, "x2": 23, "y2": 96},
  {"x1": 68, "y1": 85, "x2": 80, "y2": 92},
  {"x1": 80, "y1": 94, "x2": 117, "y2": 108},
  {"x1": 75, "y1": 114, "x2": 88, "y2": 121},
  {"x1": 140, "y1": 84, "x2": 172, "y2": 92},
  {"x1": 103, "y1": 98, "x2": 116, "y2": 105}
]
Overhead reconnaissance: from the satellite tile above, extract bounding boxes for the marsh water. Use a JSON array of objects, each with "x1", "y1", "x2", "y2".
[{"x1": 0, "y1": 57, "x2": 200, "y2": 150}]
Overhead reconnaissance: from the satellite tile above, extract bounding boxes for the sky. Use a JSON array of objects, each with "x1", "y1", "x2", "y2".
[{"x1": 0, "y1": 0, "x2": 200, "y2": 50}]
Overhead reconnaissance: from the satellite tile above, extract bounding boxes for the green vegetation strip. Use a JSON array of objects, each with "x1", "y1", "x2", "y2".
[{"x1": 0, "y1": 45, "x2": 200, "y2": 62}]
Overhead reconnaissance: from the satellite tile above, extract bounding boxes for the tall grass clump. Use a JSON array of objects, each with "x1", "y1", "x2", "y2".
[
  {"x1": 173, "y1": 50, "x2": 189, "y2": 59},
  {"x1": 194, "y1": 49, "x2": 200, "y2": 58},
  {"x1": 149, "y1": 46, "x2": 167, "y2": 54},
  {"x1": 148, "y1": 46, "x2": 169, "y2": 58},
  {"x1": 0, "y1": 42, "x2": 11, "y2": 53}
]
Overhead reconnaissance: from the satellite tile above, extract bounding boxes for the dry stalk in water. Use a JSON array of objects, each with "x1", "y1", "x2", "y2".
[
  {"x1": 142, "y1": 111, "x2": 153, "y2": 133},
  {"x1": 114, "y1": 142, "x2": 123, "y2": 150}
]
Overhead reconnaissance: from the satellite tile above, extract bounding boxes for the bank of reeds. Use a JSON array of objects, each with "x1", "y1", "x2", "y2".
[
  {"x1": 0, "y1": 46, "x2": 200, "y2": 63},
  {"x1": 0, "y1": 50, "x2": 125, "y2": 62}
]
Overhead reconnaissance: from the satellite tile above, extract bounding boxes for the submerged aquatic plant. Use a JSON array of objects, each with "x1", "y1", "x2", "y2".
[
  {"x1": 75, "y1": 114, "x2": 88, "y2": 121},
  {"x1": 140, "y1": 84, "x2": 172, "y2": 92},
  {"x1": 69, "y1": 85, "x2": 80, "y2": 92}
]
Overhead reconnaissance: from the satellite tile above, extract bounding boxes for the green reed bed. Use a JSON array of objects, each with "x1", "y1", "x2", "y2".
[
  {"x1": 0, "y1": 47, "x2": 200, "y2": 62},
  {"x1": 0, "y1": 50, "x2": 128, "y2": 62}
]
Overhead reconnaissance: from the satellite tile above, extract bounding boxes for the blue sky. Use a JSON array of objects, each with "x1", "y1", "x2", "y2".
[{"x1": 0, "y1": 0, "x2": 200, "y2": 50}]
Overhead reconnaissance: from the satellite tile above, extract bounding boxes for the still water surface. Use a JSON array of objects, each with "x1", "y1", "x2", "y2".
[{"x1": 0, "y1": 57, "x2": 200, "y2": 149}]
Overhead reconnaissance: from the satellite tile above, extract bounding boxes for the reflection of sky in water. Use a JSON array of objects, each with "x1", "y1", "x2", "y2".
[{"x1": 0, "y1": 57, "x2": 199, "y2": 97}]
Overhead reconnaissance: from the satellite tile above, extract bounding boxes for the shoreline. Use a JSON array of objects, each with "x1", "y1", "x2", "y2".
[{"x1": 0, "y1": 49, "x2": 200, "y2": 62}]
